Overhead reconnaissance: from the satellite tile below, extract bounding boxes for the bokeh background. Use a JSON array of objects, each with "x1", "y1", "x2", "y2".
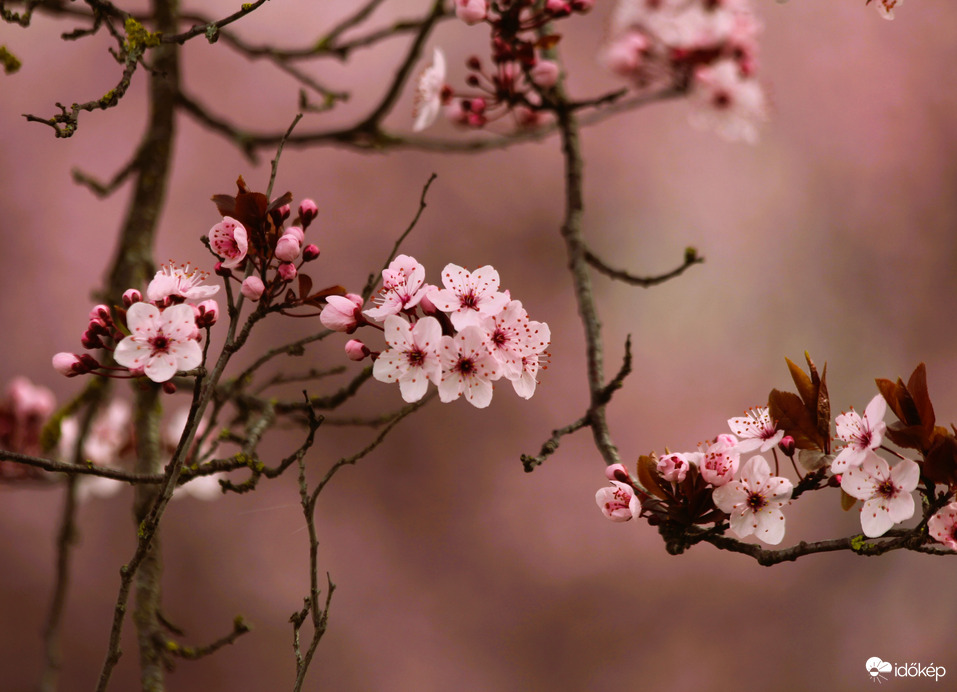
[{"x1": 2, "y1": 1, "x2": 957, "y2": 690}]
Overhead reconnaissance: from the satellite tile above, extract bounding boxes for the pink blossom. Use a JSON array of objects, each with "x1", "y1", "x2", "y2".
[
  {"x1": 59, "y1": 399, "x2": 130, "y2": 466},
  {"x1": 430, "y1": 264, "x2": 510, "y2": 330},
  {"x1": 602, "y1": 31, "x2": 648, "y2": 77},
  {"x1": 711, "y1": 455, "x2": 792, "y2": 545},
  {"x1": 320, "y1": 294, "x2": 365, "y2": 333},
  {"x1": 437, "y1": 326, "x2": 503, "y2": 408},
  {"x1": 52, "y1": 352, "x2": 94, "y2": 377},
  {"x1": 283, "y1": 226, "x2": 305, "y2": 244},
  {"x1": 412, "y1": 48, "x2": 447, "y2": 132},
  {"x1": 454, "y1": 0, "x2": 487, "y2": 24},
  {"x1": 728, "y1": 407, "x2": 784, "y2": 453},
  {"x1": 596, "y1": 481, "x2": 640, "y2": 522},
  {"x1": 605, "y1": 463, "x2": 630, "y2": 482},
  {"x1": 209, "y1": 216, "x2": 248, "y2": 269},
  {"x1": 241, "y1": 276, "x2": 265, "y2": 301},
  {"x1": 373, "y1": 316, "x2": 443, "y2": 403},
  {"x1": 113, "y1": 303, "x2": 203, "y2": 383},
  {"x1": 841, "y1": 451, "x2": 919, "y2": 538},
  {"x1": 699, "y1": 434, "x2": 740, "y2": 487},
  {"x1": 7, "y1": 377, "x2": 55, "y2": 421},
  {"x1": 928, "y1": 503, "x2": 957, "y2": 551},
  {"x1": 275, "y1": 234, "x2": 301, "y2": 262},
  {"x1": 147, "y1": 261, "x2": 220, "y2": 304},
  {"x1": 689, "y1": 59, "x2": 767, "y2": 143},
  {"x1": 830, "y1": 394, "x2": 887, "y2": 473},
  {"x1": 364, "y1": 255, "x2": 428, "y2": 322},
  {"x1": 657, "y1": 452, "x2": 693, "y2": 483}
]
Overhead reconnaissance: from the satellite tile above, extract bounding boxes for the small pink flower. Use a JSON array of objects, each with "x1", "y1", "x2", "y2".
[
  {"x1": 712, "y1": 455, "x2": 793, "y2": 545},
  {"x1": 689, "y1": 59, "x2": 767, "y2": 144},
  {"x1": 413, "y1": 48, "x2": 447, "y2": 132},
  {"x1": 7, "y1": 377, "x2": 55, "y2": 421},
  {"x1": 209, "y1": 217, "x2": 248, "y2": 269},
  {"x1": 320, "y1": 294, "x2": 365, "y2": 333},
  {"x1": 241, "y1": 276, "x2": 265, "y2": 301},
  {"x1": 59, "y1": 399, "x2": 130, "y2": 466},
  {"x1": 596, "y1": 481, "x2": 639, "y2": 522},
  {"x1": 728, "y1": 407, "x2": 784, "y2": 453},
  {"x1": 364, "y1": 255, "x2": 428, "y2": 322},
  {"x1": 841, "y1": 451, "x2": 919, "y2": 537},
  {"x1": 437, "y1": 326, "x2": 503, "y2": 408},
  {"x1": 699, "y1": 434, "x2": 740, "y2": 487},
  {"x1": 657, "y1": 453, "x2": 693, "y2": 483},
  {"x1": 373, "y1": 316, "x2": 443, "y2": 402},
  {"x1": 114, "y1": 303, "x2": 203, "y2": 383},
  {"x1": 430, "y1": 263, "x2": 510, "y2": 330},
  {"x1": 602, "y1": 31, "x2": 648, "y2": 78},
  {"x1": 147, "y1": 262, "x2": 220, "y2": 304},
  {"x1": 831, "y1": 394, "x2": 887, "y2": 473},
  {"x1": 928, "y1": 503, "x2": 957, "y2": 551}
]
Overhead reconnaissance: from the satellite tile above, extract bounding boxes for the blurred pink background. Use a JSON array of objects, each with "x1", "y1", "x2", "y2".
[{"x1": 2, "y1": 1, "x2": 957, "y2": 690}]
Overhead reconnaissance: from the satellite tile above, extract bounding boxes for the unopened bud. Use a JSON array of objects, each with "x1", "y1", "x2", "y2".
[
  {"x1": 302, "y1": 244, "x2": 320, "y2": 261},
  {"x1": 779, "y1": 435, "x2": 796, "y2": 457},
  {"x1": 605, "y1": 463, "x2": 630, "y2": 483},
  {"x1": 241, "y1": 276, "x2": 265, "y2": 301},
  {"x1": 162, "y1": 381, "x2": 177, "y2": 394},
  {"x1": 275, "y1": 234, "x2": 302, "y2": 262},
  {"x1": 277, "y1": 262, "x2": 297, "y2": 281},
  {"x1": 344, "y1": 339, "x2": 371, "y2": 361},
  {"x1": 52, "y1": 352, "x2": 83, "y2": 377},
  {"x1": 122, "y1": 289, "x2": 142, "y2": 307},
  {"x1": 298, "y1": 199, "x2": 318, "y2": 227},
  {"x1": 193, "y1": 299, "x2": 219, "y2": 328}
]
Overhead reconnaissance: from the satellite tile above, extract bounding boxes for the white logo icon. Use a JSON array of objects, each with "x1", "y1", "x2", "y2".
[{"x1": 866, "y1": 657, "x2": 892, "y2": 684}]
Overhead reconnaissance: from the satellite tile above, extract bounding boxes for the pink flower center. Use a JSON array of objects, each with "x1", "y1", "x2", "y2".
[
  {"x1": 455, "y1": 356, "x2": 476, "y2": 376},
  {"x1": 877, "y1": 479, "x2": 897, "y2": 499},
  {"x1": 150, "y1": 333, "x2": 171, "y2": 355},
  {"x1": 459, "y1": 291, "x2": 478, "y2": 310},
  {"x1": 406, "y1": 348, "x2": 426, "y2": 367},
  {"x1": 746, "y1": 491, "x2": 767, "y2": 512}
]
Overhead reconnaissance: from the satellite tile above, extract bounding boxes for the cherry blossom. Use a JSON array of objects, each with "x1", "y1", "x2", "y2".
[
  {"x1": 59, "y1": 399, "x2": 130, "y2": 466},
  {"x1": 454, "y1": 0, "x2": 487, "y2": 24},
  {"x1": 699, "y1": 434, "x2": 740, "y2": 487},
  {"x1": 657, "y1": 452, "x2": 693, "y2": 483},
  {"x1": 689, "y1": 59, "x2": 767, "y2": 144},
  {"x1": 113, "y1": 303, "x2": 203, "y2": 383},
  {"x1": 437, "y1": 326, "x2": 503, "y2": 408},
  {"x1": 712, "y1": 455, "x2": 793, "y2": 545},
  {"x1": 147, "y1": 261, "x2": 220, "y2": 304},
  {"x1": 364, "y1": 255, "x2": 428, "y2": 322},
  {"x1": 596, "y1": 481, "x2": 640, "y2": 522},
  {"x1": 928, "y1": 503, "x2": 957, "y2": 551},
  {"x1": 208, "y1": 216, "x2": 248, "y2": 269},
  {"x1": 728, "y1": 407, "x2": 784, "y2": 453},
  {"x1": 372, "y1": 315, "x2": 443, "y2": 403},
  {"x1": 830, "y1": 394, "x2": 887, "y2": 473},
  {"x1": 429, "y1": 264, "x2": 510, "y2": 330},
  {"x1": 412, "y1": 48, "x2": 447, "y2": 132},
  {"x1": 841, "y1": 451, "x2": 919, "y2": 538}
]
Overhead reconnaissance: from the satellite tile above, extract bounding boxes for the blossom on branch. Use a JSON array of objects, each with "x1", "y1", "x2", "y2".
[
  {"x1": 438, "y1": 326, "x2": 503, "y2": 408},
  {"x1": 430, "y1": 263, "x2": 510, "y2": 330},
  {"x1": 209, "y1": 216, "x2": 248, "y2": 269},
  {"x1": 830, "y1": 394, "x2": 886, "y2": 473},
  {"x1": 373, "y1": 315, "x2": 443, "y2": 403},
  {"x1": 711, "y1": 455, "x2": 792, "y2": 545},
  {"x1": 596, "y1": 481, "x2": 640, "y2": 522},
  {"x1": 840, "y1": 452, "x2": 918, "y2": 537},
  {"x1": 113, "y1": 303, "x2": 203, "y2": 383},
  {"x1": 928, "y1": 503, "x2": 957, "y2": 551},
  {"x1": 412, "y1": 48, "x2": 448, "y2": 132},
  {"x1": 147, "y1": 261, "x2": 220, "y2": 304},
  {"x1": 728, "y1": 406, "x2": 783, "y2": 453}
]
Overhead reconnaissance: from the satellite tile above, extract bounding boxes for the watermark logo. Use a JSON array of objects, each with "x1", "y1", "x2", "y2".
[{"x1": 865, "y1": 657, "x2": 946, "y2": 684}]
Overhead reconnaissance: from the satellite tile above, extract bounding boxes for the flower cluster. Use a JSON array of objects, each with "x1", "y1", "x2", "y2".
[
  {"x1": 321, "y1": 255, "x2": 550, "y2": 409},
  {"x1": 413, "y1": 1, "x2": 595, "y2": 132},
  {"x1": 0, "y1": 377, "x2": 55, "y2": 479},
  {"x1": 596, "y1": 358, "x2": 957, "y2": 552},
  {"x1": 604, "y1": 0, "x2": 767, "y2": 142},
  {"x1": 52, "y1": 262, "x2": 219, "y2": 384},
  {"x1": 209, "y1": 176, "x2": 322, "y2": 304}
]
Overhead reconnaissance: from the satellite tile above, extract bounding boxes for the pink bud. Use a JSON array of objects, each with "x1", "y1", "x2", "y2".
[
  {"x1": 302, "y1": 244, "x2": 320, "y2": 261},
  {"x1": 81, "y1": 330, "x2": 103, "y2": 350},
  {"x1": 214, "y1": 262, "x2": 231, "y2": 277},
  {"x1": 193, "y1": 300, "x2": 219, "y2": 328},
  {"x1": 657, "y1": 453, "x2": 691, "y2": 483},
  {"x1": 89, "y1": 304, "x2": 111, "y2": 321},
  {"x1": 779, "y1": 435, "x2": 796, "y2": 457},
  {"x1": 283, "y1": 226, "x2": 305, "y2": 244},
  {"x1": 241, "y1": 276, "x2": 265, "y2": 301},
  {"x1": 455, "y1": 0, "x2": 487, "y2": 25},
  {"x1": 277, "y1": 262, "x2": 297, "y2": 281},
  {"x1": 320, "y1": 293, "x2": 365, "y2": 333},
  {"x1": 162, "y1": 381, "x2": 177, "y2": 395},
  {"x1": 298, "y1": 199, "x2": 318, "y2": 227},
  {"x1": 277, "y1": 203, "x2": 291, "y2": 221},
  {"x1": 545, "y1": 0, "x2": 571, "y2": 16},
  {"x1": 52, "y1": 352, "x2": 83, "y2": 377},
  {"x1": 595, "y1": 482, "x2": 638, "y2": 522},
  {"x1": 344, "y1": 339, "x2": 370, "y2": 361},
  {"x1": 122, "y1": 289, "x2": 142, "y2": 307},
  {"x1": 275, "y1": 234, "x2": 302, "y2": 262},
  {"x1": 530, "y1": 60, "x2": 560, "y2": 88},
  {"x1": 605, "y1": 463, "x2": 630, "y2": 482}
]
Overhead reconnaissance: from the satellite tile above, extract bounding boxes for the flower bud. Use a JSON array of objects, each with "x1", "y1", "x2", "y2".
[
  {"x1": 81, "y1": 329, "x2": 103, "y2": 350},
  {"x1": 162, "y1": 381, "x2": 177, "y2": 394},
  {"x1": 122, "y1": 289, "x2": 142, "y2": 307},
  {"x1": 277, "y1": 262, "x2": 297, "y2": 281},
  {"x1": 277, "y1": 203, "x2": 291, "y2": 221},
  {"x1": 89, "y1": 304, "x2": 111, "y2": 321},
  {"x1": 605, "y1": 463, "x2": 630, "y2": 483},
  {"x1": 298, "y1": 199, "x2": 318, "y2": 227},
  {"x1": 241, "y1": 276, "x2": 265, "y2": 301},
  {"x1": 283, "y1": 226, "x2": 305, "y2": 244},
  {"x1": 214, "y1": 262, "x2": 232, "y2": 278},
  {"x1": 302, "y1": 244, "x2": 320, "y2": 262},
  {"x1": 530, "y1": 60, "x2": 560, "y2": 88},
  {"x1": 52, "y1": 352, "x2": 83, "y2": 377},
  {"x1": 193, "y1": 299, "x2": 219, "y2": 328},
  {"x1": 320, "y1": 294, "x2": 365, "y2": 333},
  {"x1": 275, "y1": 234, "x2": 302, "y2": 262},
  {"x1": 779, "y1": 435, "x2": 796, "y2": 457},
  {"x1": 344, "y1": 339, "x2": 371, "y2": 361}
]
